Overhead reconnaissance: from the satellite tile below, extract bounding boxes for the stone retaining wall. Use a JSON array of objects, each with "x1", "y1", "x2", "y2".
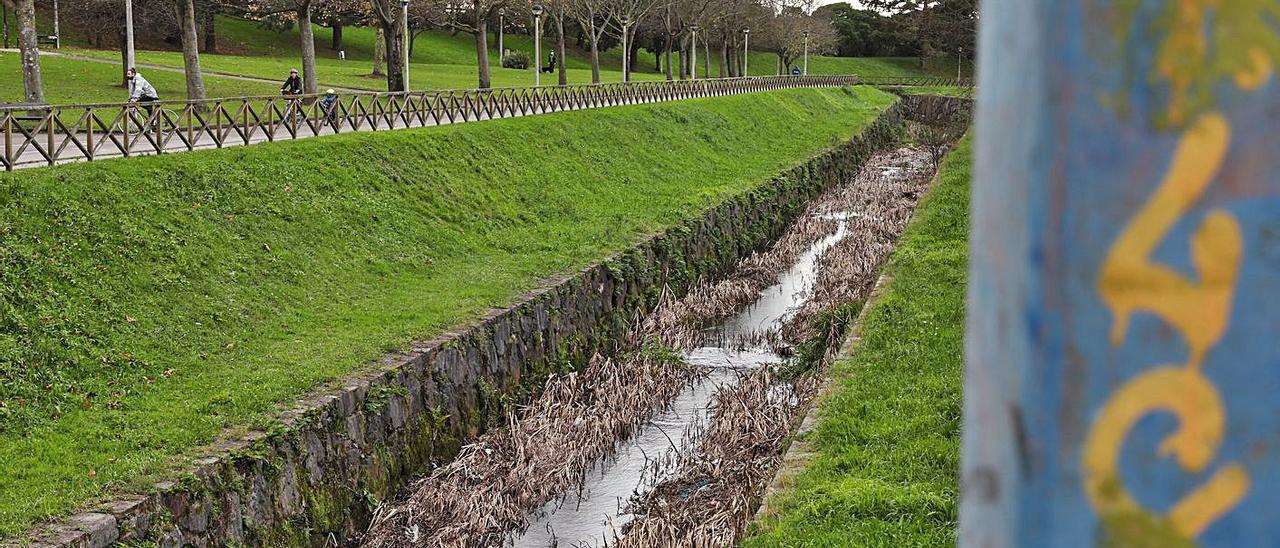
[{"x1": 25, "y1": 102, "x2": 907, "y2": 548}]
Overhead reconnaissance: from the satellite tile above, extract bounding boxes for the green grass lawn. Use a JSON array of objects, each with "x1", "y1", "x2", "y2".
[
  {"x1": 0, "y1": 50, "x2": 269, "y2": 105},
  {"x1": 0, "y1": 86, "x2": 896, "y2": 539},
  {"x1": 744, "y1": 134, "x2": 971, "y2": 547},
  {"x1": 65, "y1": 47, "x2": 666, "y2": 93}
]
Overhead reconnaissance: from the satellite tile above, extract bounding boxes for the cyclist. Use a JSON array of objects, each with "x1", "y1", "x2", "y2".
[
  {"x1": 126, "y1": 67, "x2": 159, "y2": 116},
  {"x1": 281, "y1": 68, "x2": 303, "y2": 96},
  {"x1": 281, "y1": 69, "x2": 304, "y2": 123},
  {"x1": 319, "y1": 89, "x2": 340, "y2": 127}
]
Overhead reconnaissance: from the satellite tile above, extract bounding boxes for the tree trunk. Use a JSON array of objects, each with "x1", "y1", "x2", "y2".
[
  {"x1": 677, "y1": 36, "x2": 686, "y2": 79},
  {"x1": 718, "y1": 37, "x2": 727, "y2": 78},
  {"x1": 629, "y1": 37, "x2": 640, "y2": 73},
  {"x1": 588, "y1": 32, "x2": 600, "y2": 83},
  {"x1": 555, "y1": 14, "x2": 567, "y2": 85},
  {"x1": 654, "y1": 49, "x2": 660, "y2": 71},
  {"x1": 728, "y1": 40, "x2": 738, "y2": 77},
  {"x1": 119, "y1": 23, "x2": 129, "y2": 86},
  {"x1": 917, "y1": 3, "x2": 929, "y2": 69},
  {"x1": 663, "y1": 37, "x2": 672, "y2": 80},
  {"x1": 14, "y1": 0, "x2": 43, "y2": 103},
  {"x1": 776, "y1": 53, "x2": 782, "y2": 75},
  {"x1": 177, "y1": 0, "x2": 206, "y2": 101},
  {"x1": 331, "y1": 20, "x2": 343, "y2": 51},
  {"x1": 703, "y1": 39, "x2": 710, "y2": 79},
  {"x1": 474, "y1": 16, "x2": 490, "y2": 89},
  {"x1": 298, "y1": 2, "x2": 318, "y2": 94},
  {"x1": 203, "y1": 4, "x2": 216, "y2": 53},
  {"x1": 372, "y1": 26, "x2": 386, "y2": 76},
  {"x1": 382, "y1": 17, "x2": 406, "y2": 91}
]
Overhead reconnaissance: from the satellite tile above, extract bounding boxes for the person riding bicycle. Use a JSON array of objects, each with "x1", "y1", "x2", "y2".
[
  {"x1": 281, "y1": 69, "x2": 304, "y2": 96},
  {"x1": 126, "y1": 67, "x2": 159, "y2": 116},
  {"x1": 280, "y1": 69, "x2": 305, "y2": 123},
  {"x1": 319, "y1": 88, "x2": 339, "y2": 126}
]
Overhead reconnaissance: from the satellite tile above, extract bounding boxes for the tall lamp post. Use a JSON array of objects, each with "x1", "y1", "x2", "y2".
[
  {"x1": 957, "y1": 46, "x2": 963, "y2": 80},
  {"x1": 742, "y1": 28, "x2": 750, "y2": 76},
  {"x1": 620, "y1": 15, "x2": 630, "y2": 82},
  {"x1": 802, "y1": 31, "x2": 809, "y2": 75},
  {"x1": 401, "y1": 0, "x2": 411, "y2": 91},
  {"x1": 497, "y1": 7, "x2": 505, "y2": 57},
  {"x1": 689, "y1": 23, "x2": 698, "y2": 79},
  {"x1": 532, "y1": 4, "x2": 543, "y2": 87},
  {"x1": 124, "y1": 0, "x2": 135, "y2": 68},
  {"x1": 51, "y1": 0, "x2": 60, "y2": 48}
]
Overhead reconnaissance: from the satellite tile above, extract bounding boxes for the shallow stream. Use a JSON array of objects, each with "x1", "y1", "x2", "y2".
[{"x1": 510, "y1": 221, "x2": 853, "y2": 548}]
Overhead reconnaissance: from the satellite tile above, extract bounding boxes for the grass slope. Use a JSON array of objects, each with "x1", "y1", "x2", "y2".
[
  {"x1": 743, "y1": 135, "x2": 971, "y2": 547},
  {"x1": 0, "y1": 86, "x2": 896, "y2": 538}
]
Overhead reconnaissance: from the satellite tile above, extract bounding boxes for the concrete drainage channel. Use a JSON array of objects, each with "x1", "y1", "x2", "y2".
[{"x1": 23, "y1": 96, "x2": 970, "y2": 548}]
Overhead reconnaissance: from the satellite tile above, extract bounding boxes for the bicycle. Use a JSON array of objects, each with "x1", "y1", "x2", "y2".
[{"x1": 114, "y1": 103, "x2": 179, "y2": 146}]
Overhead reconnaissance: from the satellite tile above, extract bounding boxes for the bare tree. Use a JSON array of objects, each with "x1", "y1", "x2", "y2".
[
  {"x1": 2, "y1": 0, "x2": 43, "y2": 103},
  {"x1": 176, "y1": 0, "x2": 207, "y2": 101},
  {"x1": 607, "y1": 0, "x2": 659, "y2": 80},
  {"x1": 369, "y1": 0, "x2": 409, "y2": 91},
  {"x1": 430, "y1": 0, "x2": 508, "y2": 89},
  {"x1": 568, "y1": 0, "x2": 611, "y2": 82},
  {"x1": 756, "y1": 2, "x2": 834, "y2": 74},
  {"x1": 314, "y1": 0, "x2": 366, "y2": 51}
]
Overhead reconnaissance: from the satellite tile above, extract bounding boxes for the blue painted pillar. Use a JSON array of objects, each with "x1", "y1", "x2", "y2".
[{"x1": 963, "y1": 1, "x2": 1280, "y2": 546}]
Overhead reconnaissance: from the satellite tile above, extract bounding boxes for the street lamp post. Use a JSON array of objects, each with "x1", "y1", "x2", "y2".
[
  {"x1": 742, "y1": 28, "x2": 750, "y2": 76},
  {"x1": 532, "y1": 4, "x2": 543, "y2": 87},
  {"x1": 124, "y1": 0, "x2": 135, "y2": 72},
  {"x1": 497, "y1": 7, "x2": 505, "y2": 58},
  {"x1": 401, "y1": 0, "x2": 411, "y2": 92},
  {"x1": 52, "y1": 0, "x2": 60, "y2": 48},
  {"x1": 620, "y1": 15, "x2": 630, "y2": 82},
  {"x1": 957, "y1": 47, "x2": 963, "y2": 80},
  {"x1": 802, "y1": 31, "x2": 809, "y2": 75},
  {"x1": 689, "y1": 24, "x2": 698, "y2": 80}
]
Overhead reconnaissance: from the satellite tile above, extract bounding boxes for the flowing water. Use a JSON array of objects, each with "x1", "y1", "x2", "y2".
[{"x1": 510, "y1": 220, "x2": 852, "y2": 548}]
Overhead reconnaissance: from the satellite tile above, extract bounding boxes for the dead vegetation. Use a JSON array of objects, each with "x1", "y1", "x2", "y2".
[
  {"x1": 613, "y1": 147, "x2": 937, "y2": 547},
  {"x1": 362, "y1": 144, "x2": 941, "y2": 548},
  {"x1": 616, "y1": 369, "x2": 816, "y2": 548}
]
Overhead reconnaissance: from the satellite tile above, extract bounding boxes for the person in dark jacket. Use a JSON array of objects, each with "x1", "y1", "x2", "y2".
[{"x1": 281, "y1": 69, "x2": 303, "y2": 96}]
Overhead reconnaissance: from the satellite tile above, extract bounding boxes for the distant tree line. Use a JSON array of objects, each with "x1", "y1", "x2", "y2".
[
  {"x1": 6, "y1": 0, "x2": 974, "y2": 104},
  {"x1": 813, "y1": 0, "x2": 975, "y2": 67}
]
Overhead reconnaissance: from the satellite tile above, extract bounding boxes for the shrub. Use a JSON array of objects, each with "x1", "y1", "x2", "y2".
[{"x1": 502, "y1": 50, "x2": 531, "y2": 70}]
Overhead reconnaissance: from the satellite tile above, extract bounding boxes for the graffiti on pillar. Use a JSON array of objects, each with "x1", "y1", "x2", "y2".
[{"x1": 964, "y1": 0, "x2": 1280, "y2": 546}]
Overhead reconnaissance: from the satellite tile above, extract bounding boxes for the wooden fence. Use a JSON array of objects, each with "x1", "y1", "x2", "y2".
[{"x1": 0, "y1": 75, "x2": 974, "y2": 171}]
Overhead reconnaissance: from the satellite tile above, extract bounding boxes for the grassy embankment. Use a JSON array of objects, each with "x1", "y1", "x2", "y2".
[
  {"x1": 0, "y1": 86, "x2": 896, "y2": 538},
  {"x1": 2, "y1": 13, "x2": 961, "y2": 104},
  {"x1": 744, "y1": 135, "x2": 971, "y2": 547}
]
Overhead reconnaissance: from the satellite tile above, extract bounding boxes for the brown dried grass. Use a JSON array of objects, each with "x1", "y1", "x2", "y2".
[
  {"x1": 363, "y1": 146, "x2": 939, "y2": 548},
  {"x1": 613, "y1": 147, "x2": 937, "y2": 548}
]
